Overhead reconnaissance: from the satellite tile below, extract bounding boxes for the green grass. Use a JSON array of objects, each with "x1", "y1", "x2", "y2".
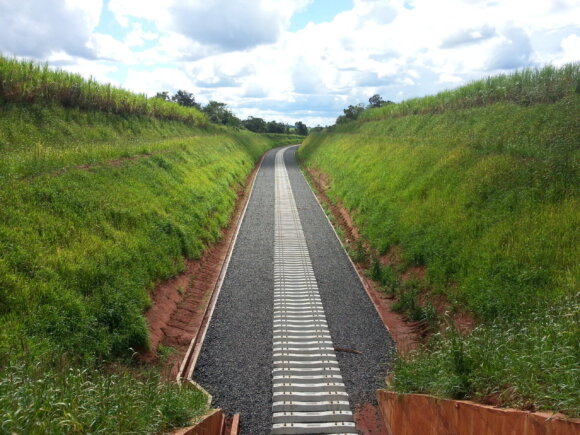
[
  {"x1": 392, "y1": 298, "x2": 579, "y2": 415},
  {"x1": 299, "y1": 64, "x2": 579, "y2": 416},
  {"x1": 0, "y1": 109, "x2": 276, "y2": 360},
  {"x1": 0, "y1": 56, "x2": 207, "y2": 125},
  {"x1": 0, "y1": 353, "x2": 208, "y2": 434},
  {"x1": 0, "y1": 71, "x2": 286, "y2": 430},
  {"x1": 262, "y1": 133, "x2": 304, "y2": 146},
  {"x1": 359, "y1": 63, "x2": 579, "y2": 120}
]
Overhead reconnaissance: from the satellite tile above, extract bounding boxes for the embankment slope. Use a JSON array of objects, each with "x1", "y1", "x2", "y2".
[
  {"x1": 298, "y1": 64, "x2": 579, "y2": 416},
  {"x1": 0, "y1": 57, "x2": 300, "y2": 433}
]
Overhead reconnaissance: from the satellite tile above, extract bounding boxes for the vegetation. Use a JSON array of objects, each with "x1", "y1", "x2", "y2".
[
  {"x1": 392, "y1": 299, "x2": 579, "y2": 415},
  {"x1": 153, "y1": 89, "x2": 311, "y2": 134},
  {"x1": 360, "y1": 63, "x2": 579, "y2": 120},
  {"x1": 0, "y1": 57, "x2": 301, "y2": 432},
  {"x1": 0, "y1": 353, "x2": 208, "y2": 434},
  {"x1": 299, "y1": 63, "x2": 579, "y2": 416},
  {"x1": 0, "y1": 118, "x2": 276, "y2": 361},
  {"x1": 262, "y1": 132, "x2": 304, "y2": 145},
  {"x1": 294, "y1": 121, "x2": 309, "y2": 136},
  {"x1": 0, "y1": 57, "x2": 207, "y2": 125}
]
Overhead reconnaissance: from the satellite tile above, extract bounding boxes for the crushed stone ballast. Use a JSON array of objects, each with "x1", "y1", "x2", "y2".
[{"x1": 271, "y1": 148, "x2": 356, "y2": 434}]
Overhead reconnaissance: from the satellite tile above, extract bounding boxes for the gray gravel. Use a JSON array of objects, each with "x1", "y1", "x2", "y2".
[
  {"x1": 284, "y1": 147, "x2": 395, "y2": 408},
  {"x1": 193, "y1": 147, "x2": 394, "y2": 434}
]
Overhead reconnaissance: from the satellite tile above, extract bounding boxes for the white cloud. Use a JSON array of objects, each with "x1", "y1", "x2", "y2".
[
  {"x1": 107, "y1": 0, "x2": 170, "y2": 27},
  {"x1": 557, "y1": 34, "x2": 580, "y2": 65},
  {"x1": 87, "y1": 33, "x2": 134, "y2": 62},
  {"x1": 109, "y1": 0, "x2": 310, "y2": 52},
  {"x1": 0, "y1": 0, "x2": 103, "y2": 58},
  {"x1": 1, "y1": 0, "x2": 578, "y2": 126},
  {"x1": 487, "y1": 26, "x2": 533, "y2": 70},
  {"x1": 126, "y1": 68, "x2": 196, "y2": 95},
  {"x1": 125, "y1": 23, "x2": 159, "y2": 48}
]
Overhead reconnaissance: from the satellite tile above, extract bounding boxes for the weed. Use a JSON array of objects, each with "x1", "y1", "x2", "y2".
[
  {"x1": 359, "y1": 63, "x2": 579, "y2": 121},
  {"x1": 392, "y1": 297, "x2": 580, "y2": 415},
  {"x1": 158, "y1": 344, "x2": 177, "y2": 362},
  {"x1": 0, "y1": 99, "x2": 282, "y2": 362},
  {"x1": 350, "y1": 240, "x2": 369, "y2": 264},
  {"x1": 0, "y1": 56, "x2": 207, "y2": 126}
]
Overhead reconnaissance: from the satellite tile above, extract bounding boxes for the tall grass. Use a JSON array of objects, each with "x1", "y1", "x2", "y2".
[
  {"x1": 0, "y1": 353, "x2": 208, "y2": 434},
  {"x1": 299, "y1": 64, "x2": 579, "y2": 415},
  {"x1": 359, "y1": 63, "x2": 579, "y2": 121},
  {"x1": 0, "y1": 127, "x2": 276, "y2": 360},
  {"x1": 392, "y1": 298, "x2": 580, "y2": 416},
  {"x1": 0, "y1": 56, "x2": 207, "y2": 125}
]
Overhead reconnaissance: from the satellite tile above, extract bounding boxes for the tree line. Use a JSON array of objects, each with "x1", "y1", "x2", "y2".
[{"x1": 155, "y1": 90, "x2": 308, "y2": 136}]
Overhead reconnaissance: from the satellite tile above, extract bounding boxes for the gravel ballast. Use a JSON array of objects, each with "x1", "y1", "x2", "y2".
[{"x1": 193, "y1": 146, "x2": 394, "y2": 434}]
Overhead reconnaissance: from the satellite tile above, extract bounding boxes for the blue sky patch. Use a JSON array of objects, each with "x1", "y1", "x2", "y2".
[{"x1": 290, "y1": 0, "x2": 353, "y2": 32}]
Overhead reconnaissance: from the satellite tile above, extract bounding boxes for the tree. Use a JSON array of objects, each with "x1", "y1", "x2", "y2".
[
  {"x1": 171, "y1": 90, "x2": 200, "y2": 109},
  {"x1": 266, "y1": 120, "x2": 288, "y2": 134},
  {"x1": 202, "y1": 101, "x2": 241, "y2": 126},
  {"x1": 154, "y1": 91, "x2": 170, "y2": 101},
  {"x1": 336, "y1": 104, "x2": 365, "y2": 124},
  {"x1": 295, "y1": 121, "x2": 308, "y2": 136},
  {"x1": 242, "y1": 116, "x2": 267, "y2": 133},
  {"x1": 368, "y1": 94, "x2": 394, "y2": 108},
  {"x1": 368, "y1": 94, "x2": 385, "y2": 108},
  {"x1": 344, "y1": 104, "x2": 365, "y2": 120}
]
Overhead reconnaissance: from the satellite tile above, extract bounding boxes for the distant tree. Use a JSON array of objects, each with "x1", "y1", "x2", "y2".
[
  {"x1": 154, "y1": 91, "x2": 170, "y2": 101},
  {"x1": 336, "y1": 104, "x2": 365, "y2": 124},
  {"x1": 311, "y1": 125, "x2": 324, "y2": 133},
  {"x1": 266, "y1": 120, "x2": 288, "y2": 134},
  {"x1": 202, "y1": 101, "x2": 241, "y2": 126},
  {"x1": 242, "y1": 116, "x2": 267, "y2": 133},
  {"x1": 171, "y1": 90, "x2": 200, "y2": 109},
  {"x1": 295, "y1": 121, "x2": 308, "y2": 136},
  {"x1": 368, "y1": 94, "x2": 394, "y2": 108},
  {"x1": 344, "y1": 104, "x2": 365, "y2": 120},
  {"x1": 368, "y1": 94, "x2": 385, "y2": 108}
]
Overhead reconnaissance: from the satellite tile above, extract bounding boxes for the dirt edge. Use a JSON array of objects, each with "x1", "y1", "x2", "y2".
[
  {"x1": 304, "y1": 166, "x2": 421, "y2": 356},
  {"x1": 138, "y1": 152, "x2": 266, "y2": 378}
]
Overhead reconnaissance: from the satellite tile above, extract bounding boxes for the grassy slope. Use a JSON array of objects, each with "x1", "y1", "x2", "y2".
[
  {"x1": 0, "y1": 104, "x2": 293, "y2": 432},
  {"x1": 298, "y1": 66, "x2": 579, "y2": 415}
]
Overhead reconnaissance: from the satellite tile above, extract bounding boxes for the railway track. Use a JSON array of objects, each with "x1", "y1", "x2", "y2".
[
  {"x1": 192, "y1": 146, "x2": 393, "y2": 434},
  {"x1": 272, "y1": 149, "x2": 356, "y2": 434}
]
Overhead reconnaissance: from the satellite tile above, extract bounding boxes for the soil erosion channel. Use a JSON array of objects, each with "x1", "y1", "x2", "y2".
[{"x1": 193, "y1": 146, "x2": 394, "y2": 434}]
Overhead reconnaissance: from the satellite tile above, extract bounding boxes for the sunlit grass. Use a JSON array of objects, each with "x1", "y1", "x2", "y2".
[
  {"x1": 392, "y1": 298, "x2": 580, "y2": 416},
  {"x1": 0, "y1": 56, "x2": 207, "y2": 125},
  {"x1": 0, "y1": 57, "x2": 302, "y2": 432},
  {"x1": 359, "y1": 63, "x2": 579, "y2": 121},
  {"x1": 299, "y1": 64, "x2": 579, "y2": 415}
]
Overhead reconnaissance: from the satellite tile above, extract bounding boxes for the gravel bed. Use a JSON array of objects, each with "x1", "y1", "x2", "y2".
[
  {"x1": 284, "y1": 147, "x2": 395, "y2": 408},
  {"x1": 193, "y1": 147, "x2": 394, "y2": 434}
]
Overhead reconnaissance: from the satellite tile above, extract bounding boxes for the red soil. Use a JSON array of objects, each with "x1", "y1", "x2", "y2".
[
  {"x1": 306, "y1": 166, "x2": 475, "y2": 343},
  {"x1": 138, "y1": 155, "x2": 263, "y2": 377},
  {"x1": 306, "y1": 167, "x2": 420, "y2": 355},
  {"x1": 354, "y1": 403, "x2": 388, "y2": 435}
]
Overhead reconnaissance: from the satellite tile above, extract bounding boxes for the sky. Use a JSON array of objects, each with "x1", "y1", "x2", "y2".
[{"x1": 0, "y1": 0, "x2": 578, "y2": 126}]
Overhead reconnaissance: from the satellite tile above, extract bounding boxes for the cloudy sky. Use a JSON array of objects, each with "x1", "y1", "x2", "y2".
[{"x1": 1, "y1": 0, "x2": 578, "y2": 125}]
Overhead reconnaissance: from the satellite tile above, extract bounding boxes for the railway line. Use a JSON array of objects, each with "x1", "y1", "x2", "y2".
[{"x1": 193, "y1": 146, "x2": 393, "y2": 434}]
